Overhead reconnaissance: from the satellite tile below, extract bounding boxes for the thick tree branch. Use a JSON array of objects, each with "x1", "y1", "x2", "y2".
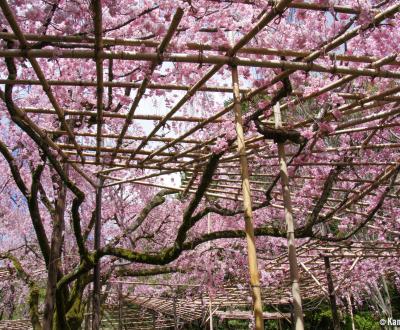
[
  {"x1": 29, "y1": 164, "x2": 51, "y2": 265},
  {"x1": 83, "y1": 210, "x2": 96, "y2": 242},
  {"x1": 175, "y1": 153, "x2": 222, "y2": 248},
  {"x1": 306, "y1": 163, "x2": 347, "y2": 225},
  {"x1": 127, "y1": 189, "x2": 175, "y2": 236},
  {"x1": 116, "y1": 266, "x2": 184, "y2": 277},
  {"x1": 0, "y1": 140, "x2": 29, "y2": 196}
]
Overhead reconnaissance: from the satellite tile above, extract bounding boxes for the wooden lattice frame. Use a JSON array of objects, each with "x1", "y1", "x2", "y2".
[
  {"x1": 1, "y1": 241, "x2": 400, "y2": 329},
  {"x1": 0, "y1": 0, "x2": 399, "y2": 329}
]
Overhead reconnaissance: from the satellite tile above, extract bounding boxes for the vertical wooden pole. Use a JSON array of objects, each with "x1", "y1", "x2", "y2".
[
  {"x1": 92, "y1": 180, "x2": 103, "y2": 329},
  {"x1": 346, "y1": 294, "x2": 355, "y2": 330},
  {"x1": 231, "y1": 65, "x2": 264, "y2": 330},
  {"x1": 85, "y1": 289, "x2": 91, "y2": 330},
  {"x1": 208, "y1": 213, "x2": 214, "y2": 330},
  {"x1": 92, "y1": 0, "x2": 104, "y2": 323},
  {"x1": 209, "y1": 295, "x2": 213, "y2": 330},
  {"x1": 290, "y1": 303, "x2": 295, "y2": 330},
  {"x1": 173, "y1": 295, "x2": 178, "y2": 330},
  {"x1": 324, "y1": 257, "x2": 341, "y2": 330},
  {"x1": 118, "y1": 283, "x2": 123, "y2": 330},
  {"x1": 274, "y1": 103, "x2": 304, "y2": 330},
  {"x1": 152, "y1": 311, "x2": 156, "y2": 329},
  {"x1": 278, "y1": 318, "x2": 283, "y2": 330}
]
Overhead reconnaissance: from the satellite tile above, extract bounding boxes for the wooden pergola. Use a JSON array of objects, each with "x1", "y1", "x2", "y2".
[
  {"x1": 0, "y1": 0, "x2": 399, "y2": 329},
  {"x1": 1, "y1": 240, "x2": 400, "y2": 329}
]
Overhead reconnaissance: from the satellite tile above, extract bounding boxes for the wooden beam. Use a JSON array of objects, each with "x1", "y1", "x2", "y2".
[
  {"x1": 324, "y1": 257, "x2": 341, "y2": 330},
  {"x1": 215, "y1": 311, "x2": 292, "y2": 320},
  {"x1": 231, "y1": 65, "x2": 264, "y2": 330},
  {"x1": 274, "y1": 102, "x2": 304, "y2": 330}
]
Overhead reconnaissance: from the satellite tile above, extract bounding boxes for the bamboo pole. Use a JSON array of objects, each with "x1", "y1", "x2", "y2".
[
  {"x1": 152, "y1": 311, "x2": 156, "y2": 329},
  {"x1": 92, "y1": 0, "x2": 104, "y2": 163},
  {"x1": 5, "y1": 48, "x2": 400, "y2": 81},
  {"x1": 65, "y1": 153, "x2": 190, "y2": 165},
  {"x1": 22, "y1": 108, "x2": 222, "y2": 123},
  {"x1": 324, "y1": 257, "x2": 341, "y2": 330},
  {"x1": 231, "y1": 65, "x2": 264, "y2": 330},
  {"x1": 185, "y1": 172, "x2": 390, "y2": 185},
  {"x1": 64, "y1": 150, "x2": 190, "y2": 164},
  {"x1": 173, "y1": 296, "x2": 178, "y2": 330},
  {"x1": 207, "y1": 213, "x2": 213, "y2": 330},
  {"x1": 103, "y1": 178, "x2": 249, "y2": 203},
  {"x1": 92, "y1": 178, "x2": 104, "y2": 330},
  {"x1": 0, "y1": 78, "x2": 252, "y2": 93},
  {"x1": 57, "y1": 142, "x2": 201, "y2": 158},
  {"x1": 22, "y1": 106, "x2": 223, "y2": 123},
  {"x1": 246, "y1": 0, "x2": 375, "y2": 15},
  {"x1": 118, "y1": 283, "x2": 123, "y2": 330},
  {"x1": 339, "y1": 93, "x2": 400, "y2": 102},
  {"x1": 274, "y1": 102, "x2": 304, "y2": 330},
  {"x1": 92, "y1": 4, "x2": 105, "y2": 321},
  {"x1": 45, "y1": 129, "x2": 200, "y2": 144},
  {"x1": 331, "y1": 122, "x2": 400, "y2": 136},
  {"x1": 347, "y1": 295, "x2": 356, "y2": 330}
]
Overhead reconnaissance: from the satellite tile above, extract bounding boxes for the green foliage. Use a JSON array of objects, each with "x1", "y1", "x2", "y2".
[
  {"x1": 213, "y1": 318, "x2": 250, "y2": 329},
  {"x1": 343, "y1": 312, "x2": 380, "y2": 330},
  {"x1": 306, "y1": 307, "x2": 335, "y2": 329},
  {"x1": 301, "y1": 302, "x2": 383, "y2": 330}
]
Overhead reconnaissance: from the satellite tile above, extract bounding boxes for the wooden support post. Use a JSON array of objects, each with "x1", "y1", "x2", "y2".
[
  {"x1": 208, "y1": 213, "x2": 214, "y2": 330},
  {"x1": 324, "y1": 257, "x2": 341, "y2": 330},
  {"x1": 274, "y1": 103, "x2": 304, "y2": 330},
  {"x1": 290, "y1": 303, "x2": 295, "y2": 330},
  {"x1": 173, "y1": 296, "x2": 178, "y2": 330},
  {"x1": 209, "y1": 292, "x2": 213, "y2": 330},
  {"x1": 85, "y1": 289, "x2": 91, "y2": 330},
  {"x1": 92, "y1": 179, "x2": 104, "y2": 330},
  {"x1": 231, "y1": 65, "x2": 264, "y2": 330},
  {"x1": 118, "y1": 283, "x2": 123, "y2": 330},
  {"x1": 152, "y1": 311, "x2": 156, "y2": 329},
  {"x1": 346, "y1": 294, "x2": 355, "y2": 330}
]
